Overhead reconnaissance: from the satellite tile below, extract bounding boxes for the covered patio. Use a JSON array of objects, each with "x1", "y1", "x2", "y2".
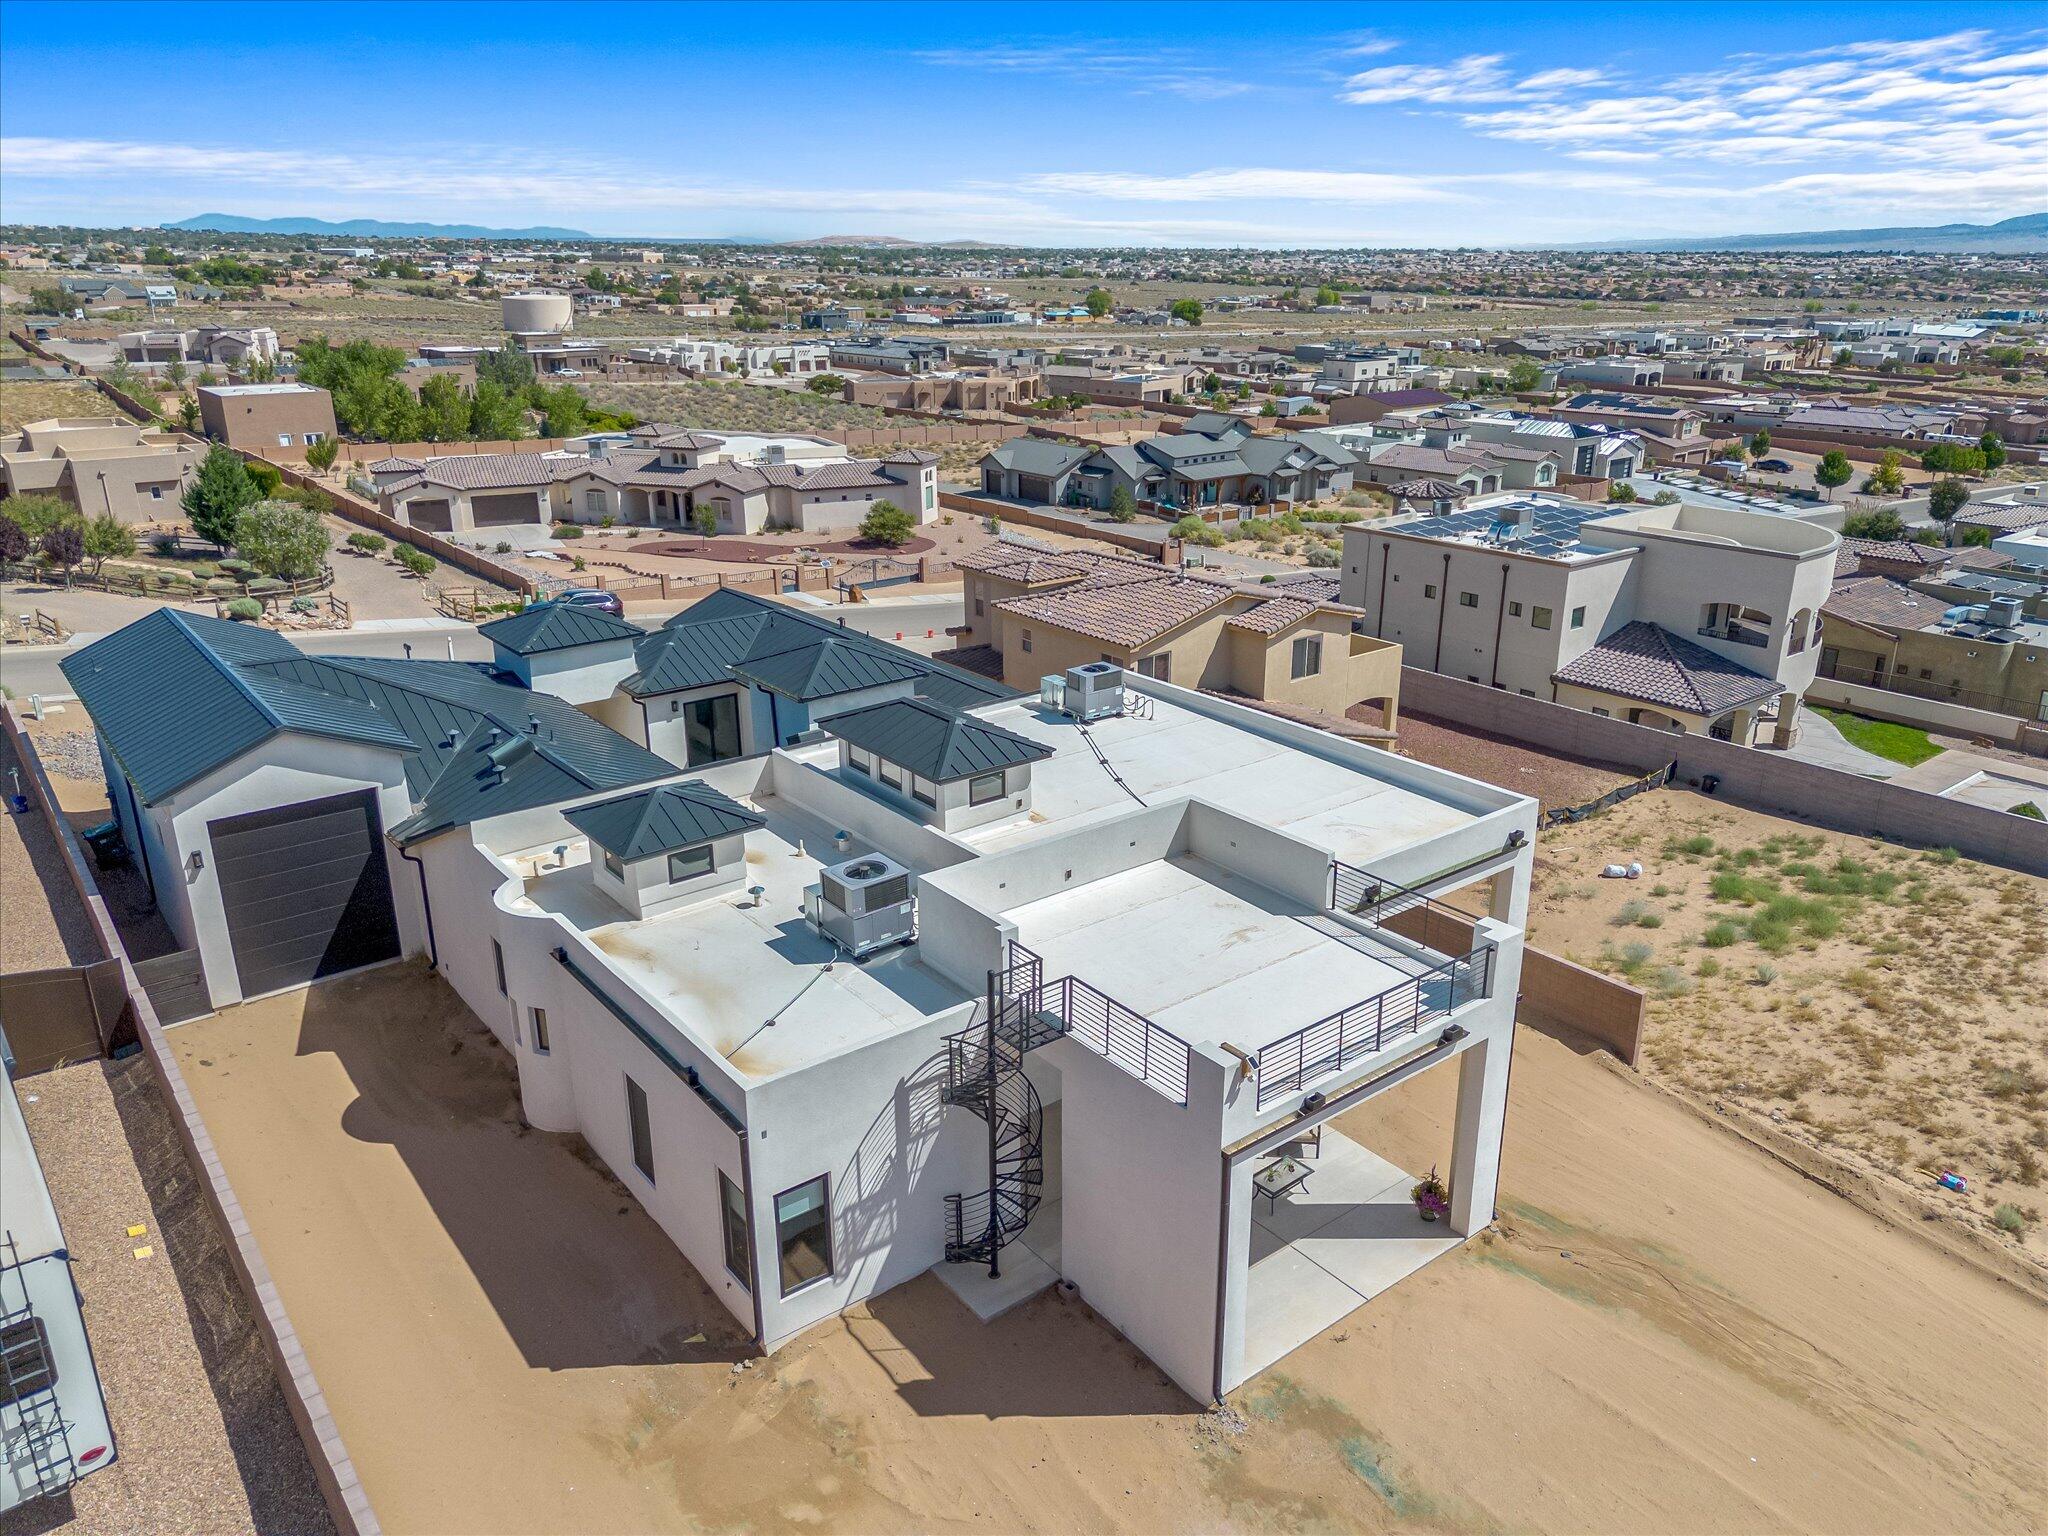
[{"x1": 1238, "y1": 1125, "x2": 1459, "y2": 1381}]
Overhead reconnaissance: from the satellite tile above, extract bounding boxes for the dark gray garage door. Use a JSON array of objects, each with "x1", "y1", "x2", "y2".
[{"x1": 208, "y1": 790, "x2": 400, "y2": 998}]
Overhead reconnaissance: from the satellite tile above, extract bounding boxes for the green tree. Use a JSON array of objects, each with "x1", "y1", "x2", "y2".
[
  {"x1": 246, "y1": 460, "x2": 284, "y2": 498},
  {"x1": 476, "y1": 345, "x2": 536, "y2": 395},
  {"x1": 1314, "y1": 285, "x2": 1343, "y2": 308},
  {"x1": 1979, "y1": 431, "x2": 2006, "y2": 470},
  {"x1": 104, "y1": 355, "x2": 140, "y2": 396},
  {"x1": 1606, "y1": 480, "x2": 1638, "y2": 503},
  {"x1": 1833, "y1": 347, "x2": 1854, "y2": 368},
  {"x1": 1202, "y1": 370, "x2": 1223, "y2": 396},
  {"x1": 345, "y1": 531, "x2": 387, "y2": 556},
  {"x1": 27, "y1": 285, "x2": 71, "y2": 314},
  {"x1": 1084, "y1": 287, "x2": 1113, "y2": 318},
  {"x1": 656, "y1": 277, "x2": 683, "y2": 304},
  {"x1": 235, "y1": 500, "x2": 332, "y2": 579},
  {"x1": 1842, "y1": 508, "x2": 1906, "y2": 540},
  {"x1": 1, "y1": 494, "x2": 76, "y2": 541},
  {"x1": 466, "y1": 379, "x2": 526, "y2": 440},
  {"x1": 416, "y1": 373, "x2": 472, "y2": 441},
  {"x1": 394, "y1": 544, "x2": 437, "y2": 578},
  {"x1": 81, "y1": 511, "x2": 136, "y2": 575},
  {"x1": 858, "y1": 501, "x2": 915, "y2": 547},
  {"x1": 1919, "y1": 443, "x2": 1986, "y2": 475},
  {"x1": 807, "y1": 373, "x2": 847, "y2": 396},
  {"x1": 1506, "y1": 358, "x2": 1543, "y2": 393},
  {"x1": 692, "y1": 504, "x2": 718, "y2": 540},
  {"x1": 1926, "y1": 477, "x2": 1970, "y2": 540},
  {"x1": 182, "y1": 444, "x2": 259, "y2": 550},
  {"x1": 1106, "y1": 485, "x2": 1137, "y2": 523},
  {"x1": 1864, "y1": 447, "x2": 1905, "y2": 496},
  {"x1": 1814, "y1": 450, "x2": 1853, "y2": 500},
  {"x1": 165, "y1": 358, "x2": 188, "y2": 389},
  {"x1": 0, "y1": 513, "x2": 28, "y2": 564},
  {"x1": 1169, "y1": 298, "x2": 1203, "y2": 326},
  {"x1": 305, "y1": 437, "x2": 340, "y2": 472},
  {"x1": 174, "y1": 393, "x2": 200, "y2": 432},
  {"x1": 1748, "y1": 430, "x2": 1771, "y2": 460}
]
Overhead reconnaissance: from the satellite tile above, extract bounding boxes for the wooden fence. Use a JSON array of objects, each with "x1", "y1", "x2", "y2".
[{"x1": 0, "y1": 959, "x2": 133, "y2": 1074}]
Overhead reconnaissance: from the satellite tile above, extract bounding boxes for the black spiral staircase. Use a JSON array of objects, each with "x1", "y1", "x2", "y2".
[{"x1": 943, "y1": 954, "x2": 1063, "y2": 1276}]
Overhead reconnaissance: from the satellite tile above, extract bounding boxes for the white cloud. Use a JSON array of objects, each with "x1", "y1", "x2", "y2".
[
  {"x1": 1020, "y1": 168, "x2": 1464, "y2": 203},
  {"x1": 1341, "y1": 54, "x2": 1513, "y2": 104}
]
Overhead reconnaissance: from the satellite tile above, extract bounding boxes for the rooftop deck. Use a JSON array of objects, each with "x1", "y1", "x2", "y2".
[
  {"x1": 1007, "y1": 854, "x2": 1427, "y2": 1056},
  {"x1": 955, "y1": 694, "x2": 1484, "y2": 866}
]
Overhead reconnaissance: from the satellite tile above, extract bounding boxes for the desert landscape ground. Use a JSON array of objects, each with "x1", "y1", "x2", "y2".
[
  {"x1": 151, "y1": 960, "x2": 2046, "y2": 1535},
  {"x1": 1525, "y1": 790, "x2": 2047, "y2": 1265}
]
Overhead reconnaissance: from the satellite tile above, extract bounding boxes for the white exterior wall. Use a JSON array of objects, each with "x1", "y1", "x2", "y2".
[
  {"x1": 156, "y1": 735, "x2": 423, "y2": 1009},
  {"x1": 502, "y1": 640, "x2": 639, "y2": 707}
]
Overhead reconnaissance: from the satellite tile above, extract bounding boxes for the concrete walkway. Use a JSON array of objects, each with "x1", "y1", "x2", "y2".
[{"x1": 1774, "y1": 707, "x2": 1903, "y2": 778}]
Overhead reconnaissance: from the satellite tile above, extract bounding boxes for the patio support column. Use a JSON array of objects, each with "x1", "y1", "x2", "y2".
[{"x1": 1448, "y1": 1030, "x2": 1512, "y2": 1236}]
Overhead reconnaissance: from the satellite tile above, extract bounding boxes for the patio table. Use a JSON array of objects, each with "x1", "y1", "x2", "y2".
[{"x1": 1253, "y1": 1155, "x2": 1312, "y2": 1214}]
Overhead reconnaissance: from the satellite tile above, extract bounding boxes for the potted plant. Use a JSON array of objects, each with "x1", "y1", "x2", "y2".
[{"x1": 1411, "y1": 1167, "x2": 1449, "y2": 1223}]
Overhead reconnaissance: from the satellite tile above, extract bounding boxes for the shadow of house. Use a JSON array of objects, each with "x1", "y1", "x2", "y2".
[{"x1": 291, "y1": 963, "x2": 752, "y2": 1373}]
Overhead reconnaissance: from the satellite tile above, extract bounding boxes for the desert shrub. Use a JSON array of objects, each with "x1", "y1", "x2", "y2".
[
  {"x1": 1617, "y1": 940, "x2": 1654, "y2": 976},
  {"x1": 394, "y1": 544, "x2": 436, "y2": 577},
  {"x1": 1305, "y1": 542, "x2": 1340, "y2": 568},
  {"x1": 224, "y1": 596, "x2": 262, "y2": 621},
  {"x1": 1667, "y1": 834, "x2": 1715, "y2": 857},
  {"x1": 1752, "y1": 963, "x2": 1779, "y2": 985},
  {"x1": 495, "y1": 541, "x2": 513, "y2": 554},
  {"x1": 1651, "y1": 965, "x2": 1691, "y2": 998},
  {"x1": 345, "y1": 531, "x2": 387, "y2": 556},
  {"x1": 2013, "y1": 801, "x2": 2045, "y2": 821},
  {"x1": 150, "y1": 532, "x2": 179, "y2": 557},
  {"x1": 553, "y1": 523, "x2": 584, "y2": 539},
  {"x1": 1992, "y1": 1204, "x2": 2027, "y2": 1235},
  {"x1": 1696, "y1": 956, "x2": 1722, "y2": 978}
]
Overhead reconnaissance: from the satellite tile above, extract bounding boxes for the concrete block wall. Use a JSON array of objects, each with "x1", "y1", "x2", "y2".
[{"x1": 1399, "y1": 667, "x2": 2048, "y2": 876}]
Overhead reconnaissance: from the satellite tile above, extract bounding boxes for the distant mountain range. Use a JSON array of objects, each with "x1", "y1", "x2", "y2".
[
  {"x1": 1574, "y1": 213, "x2": 2048, "y2": 254},
  {"x1": 168, "y1": 213, "x2": 603, "y2": 240}
]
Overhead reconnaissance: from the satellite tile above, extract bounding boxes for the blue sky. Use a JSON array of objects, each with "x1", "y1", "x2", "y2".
[{"x1": 3, "y1": 2, "x2": 2042, "y2": 245}]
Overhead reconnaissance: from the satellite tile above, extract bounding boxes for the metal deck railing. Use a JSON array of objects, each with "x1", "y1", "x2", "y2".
[
  {"x1": 1253, "y1": 944, "x2": 1494, "y2": 1109},
  {"x1": 1002, "y1": 941, "x2": 1192, "y2": 1105}
]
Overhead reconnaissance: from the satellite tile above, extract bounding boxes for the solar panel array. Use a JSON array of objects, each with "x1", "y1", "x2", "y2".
[{"x1": 1395, "y1": 498, "x2": 1597, "y2": 560}]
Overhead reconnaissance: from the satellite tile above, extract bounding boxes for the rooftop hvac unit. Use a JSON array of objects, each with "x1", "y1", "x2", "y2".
[
  {"x1": 1039, "y1": 674, "x2": 1067, "y2": 712},
  {"x1": 1987, "y1": 597, "x2": 2023, "y2": 629},
  {"x1": 813, "y1": 854, "x2": 916, "y2": 958},
  {"x1": 1064, "y1": 662, "x2": 1126, "y2": 722}
]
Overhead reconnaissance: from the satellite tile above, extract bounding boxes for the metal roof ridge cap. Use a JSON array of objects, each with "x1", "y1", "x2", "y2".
[{"x1": 164, "y1": 609, "x2": 290, "y2": 735}]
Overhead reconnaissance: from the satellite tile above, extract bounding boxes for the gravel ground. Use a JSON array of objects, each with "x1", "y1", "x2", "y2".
[
  {"x1": 0, "y1": 733, "x2": 100, "y2": 971},
  {"x1": 1386, "y1": 710, "x2": 1640, "y2": 813},
  {"x1": 0, "y1": 1056, "x2": 335, "y2": 1536}
]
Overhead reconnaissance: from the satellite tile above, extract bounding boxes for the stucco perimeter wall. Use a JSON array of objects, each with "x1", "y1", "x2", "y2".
[
  {"x1": 1382, "y1": 904, "x2": 1644, "y2": 1067},
  {"x1": 1399, "y1": 667, "x2": 2048, "y2": 876},
  {"x1": 1804, "y1": 675, "x2": 2041, "y2": 751}
]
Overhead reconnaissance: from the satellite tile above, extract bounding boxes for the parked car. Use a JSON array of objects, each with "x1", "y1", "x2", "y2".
[
  {"x1": 1754, "y1": 458, "x2": 1794, "y2": 472},
  {"x1": 557, "y1": 587, "x2": 623, "y2": 616}
]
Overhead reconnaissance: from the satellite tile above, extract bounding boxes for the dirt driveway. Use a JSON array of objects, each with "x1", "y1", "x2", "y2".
[{"x1": 165, "y1": 960, "x2": 2044, "y2": 1534}]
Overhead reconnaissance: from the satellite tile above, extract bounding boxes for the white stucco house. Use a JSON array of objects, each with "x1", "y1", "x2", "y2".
[
  {"x1": 64, "y1": 590, "x2": 1534, "y2": 1403},
  {"x1": 1342, "y1": 492, "x2": 1839, "y2": 745}
]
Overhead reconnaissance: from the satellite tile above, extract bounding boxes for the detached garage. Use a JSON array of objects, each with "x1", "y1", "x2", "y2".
[{"x1": 208, "y1": 790, "x2": 401, "y2": 997}]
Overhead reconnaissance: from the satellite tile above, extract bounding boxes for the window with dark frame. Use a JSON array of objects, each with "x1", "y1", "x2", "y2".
[
  {"x1": 668, "y1": 845, "x2": 715, "y2": 882},
  {"x1": 968, "y1": 771, "x2": 1004, "y2": 806},
  {"x1": 492, "y1": 939, "x2": 507, "y2": 994},
  {"x1": 879, "y1": 760, "x2": 902, "y2": 790},
  {"x1": 1290, "y1": 634, "x2": 1322, "y2": 679},
  {"x1": 719, "y1": 1171, "x2": 751, "y2": 1290},
  {"x1": 1532, "y1": 606, "x2": 1554, "y2": 630},
  {"x1": 603, "y1": 849, "x2": 624, "y2": 881},
  {"x1": 911, "y1": 775, "x2": 937, "y2": 808},
  {"x1": 1571, "y1": 606, "x2": 1587, "y2": 629},
  {"x1": 1459, "y1": 591, "x2": 1479, "y2": 608},
  {"x1": 530, "y1": 1006, "x2": 549, "y2": 1052},
  {"x1": 775, "y1": 1175, "x2": 832, "y2": 1294},
  {"x1": 626, "y1": 1075, "x2": 654, "y2": 1183}
]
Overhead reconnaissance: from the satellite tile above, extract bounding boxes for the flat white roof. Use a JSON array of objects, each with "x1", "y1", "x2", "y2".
[
  {"x1": 1008, "y1": 854, "x2": 1427, "y2": 1054},
  {"x1": 507, "y1": 790, "x2": 971, "y2": 1082},
  {"x1": 201, "y1": 383, "x2": 319, "y2": 396},
  {"x1": 952, "y1": 695, "x2": 1482, "y2": 867}
]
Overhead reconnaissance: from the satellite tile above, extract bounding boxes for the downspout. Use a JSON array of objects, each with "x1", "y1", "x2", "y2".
[
  {"x1": 1489, "y1": 560, "x2": 1510, "y2": 689},
  {"x1": 1430, "y1": 551, "x2": 1451, "y2": 671},
  {"x1": 738, "y1": 1123, "x2": 766, "y2": 1348},
  {"x1": 638, "y1": 694, "x2": 653, "y2": 749},
  {"x1": 1373, "y1": 538, "x2": 1391, "y2": 639},
  {"x1": 398, "y1": 843, "x2": 437, "y2": 967},
  {"x1": 123, "y1": 771, "x2": 155, "y2": 904}
]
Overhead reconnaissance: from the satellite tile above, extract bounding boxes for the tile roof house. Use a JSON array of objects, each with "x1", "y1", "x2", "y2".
[
  {"x1": 1552, "y1": 620, "x2": 1782, "y2": 726},
  {"x1": 978, "y1": 422, "x2": 1357, "y2": 512},
  {"x1": 952, "y1": 542, "x2": 1400, "y2": 731}
]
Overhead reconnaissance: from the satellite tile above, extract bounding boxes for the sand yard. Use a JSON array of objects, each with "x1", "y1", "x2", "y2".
[
  {"x1": 1526, "y1": 788, "x2": 2048, "y2": 1268},
  {"x1": 163, "y1": 959, "x2": 2045, "y2": 1534}
]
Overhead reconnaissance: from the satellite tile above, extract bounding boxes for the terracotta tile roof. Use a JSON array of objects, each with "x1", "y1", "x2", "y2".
[
  {"x1": 1553, "y1": 621, "x2": 1780, "y2": 717},
  {"x1": 1823, "y1": 574, "x2": 1944, "y2": 631},
  {"x1": 1225, "y1": 595, "x2": 1317, "y2": 635},
  {"x1": 387, "y1": 452, "x2": 559, "y2": 494},
  {"x1": 997, "y1": 576, "x2": 1232, "y2": 647},
  {"x1": 1837, "y1": 535, "x2": 1950, "y2": 572},
  {"x1": 1958, "y1": 501, "x2": 2048, "y2": 533}
]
